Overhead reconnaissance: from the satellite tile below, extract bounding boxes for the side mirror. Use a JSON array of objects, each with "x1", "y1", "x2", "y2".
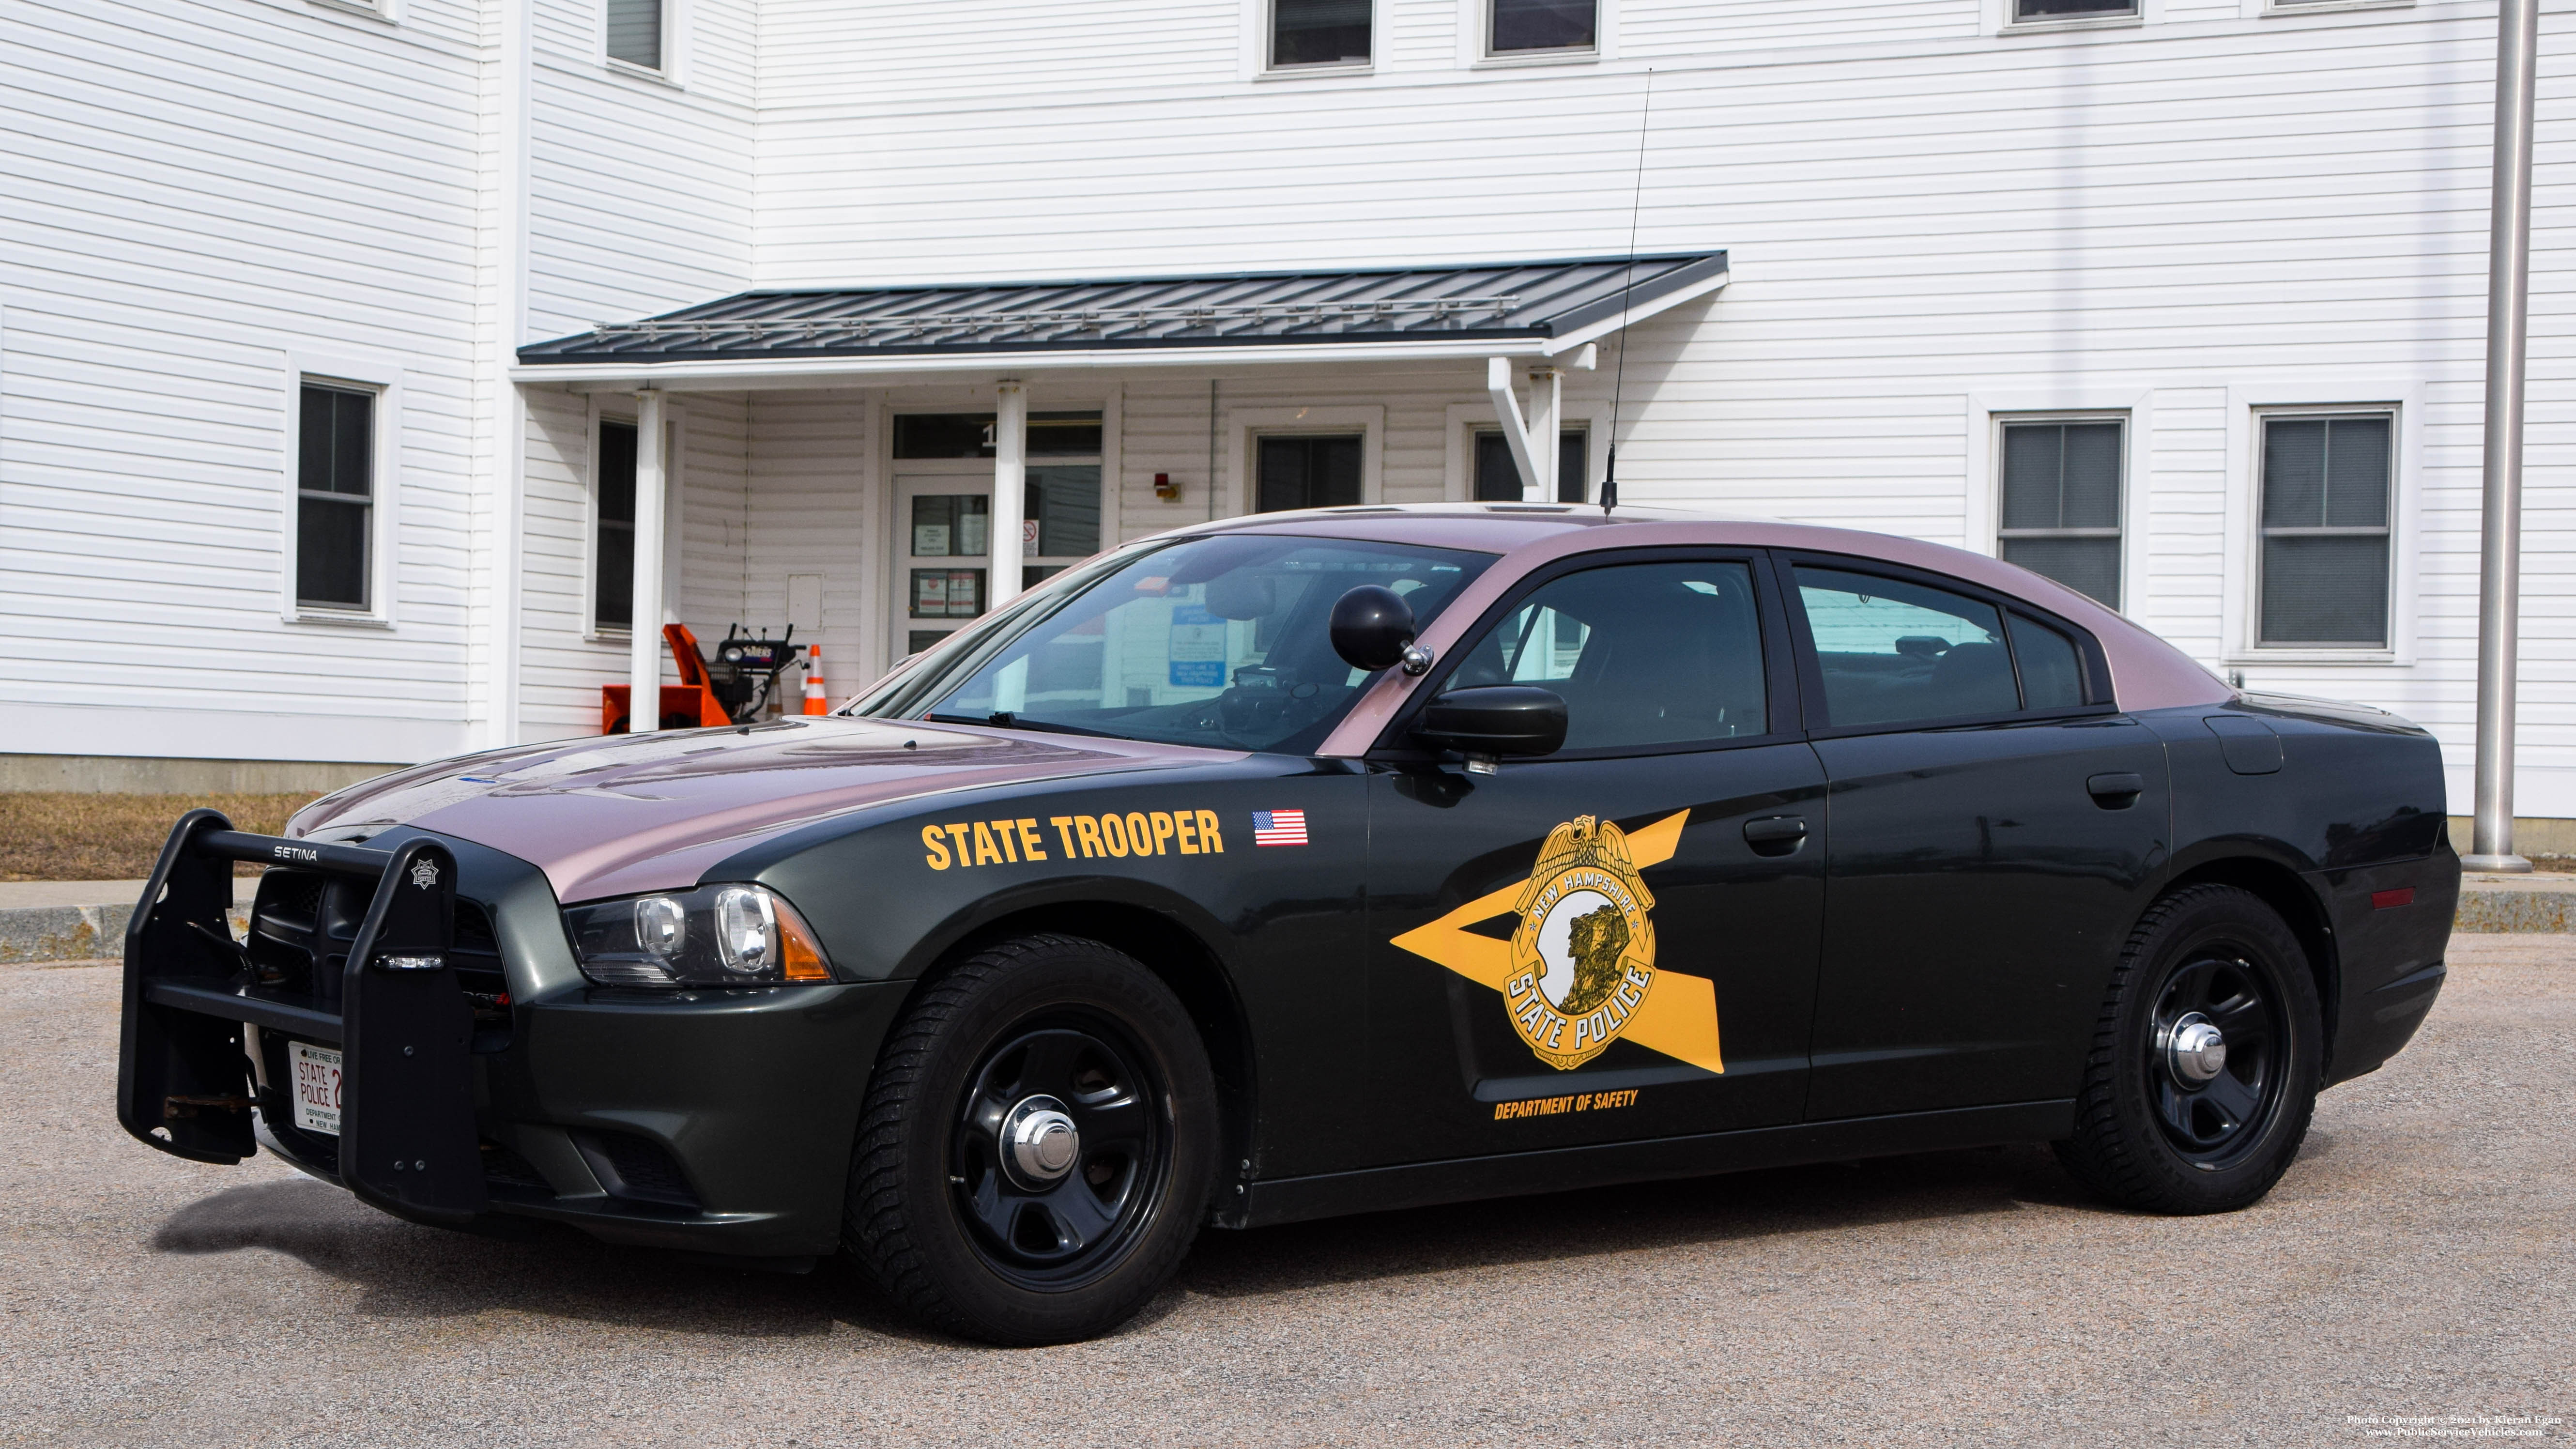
[
  {"x1": 1330, "y1": 585, "x2": 1419, "y2": 673},
  {"x1": 1415, "y1": 685, "x2": 1568, "y2": 758}
]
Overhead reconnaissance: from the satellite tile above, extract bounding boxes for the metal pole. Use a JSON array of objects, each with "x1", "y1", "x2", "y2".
[
  {"x1": 627, "y1": 388, "x2": 666, "y2": 735},
  {"x1": 2468, "y1": 0, "x2": 2539, "y2": 872}
]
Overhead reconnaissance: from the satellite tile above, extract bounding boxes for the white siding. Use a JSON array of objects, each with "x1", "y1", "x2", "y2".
[{"x1": 0, "y1": 0, "x2": 484, "y2": 763}]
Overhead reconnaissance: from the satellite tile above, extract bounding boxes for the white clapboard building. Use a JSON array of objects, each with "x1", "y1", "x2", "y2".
[{"x1": 0, "y1": 0, "x2": 2564, "y2": 823}]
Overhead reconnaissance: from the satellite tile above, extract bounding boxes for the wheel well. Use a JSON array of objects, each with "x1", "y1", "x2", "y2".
[
  {"x1": 2161, "y1": 856, "x2": 2342, "y2": 1069},
  {"x1": 934, "y1": 902, "x2": 1254, "y2": 1214}
]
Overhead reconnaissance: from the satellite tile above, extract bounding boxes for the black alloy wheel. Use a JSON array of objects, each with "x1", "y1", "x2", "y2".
[
  {"x1": 844, "y1": 934, "x2": 1217, "y2": 1345},
  {"x1": 950, "y1": 1021, "x2": 1165, "y2": 1288},
  {"x1": 2056, "y1": 883, "x2": 2324, "y2": 1215}
]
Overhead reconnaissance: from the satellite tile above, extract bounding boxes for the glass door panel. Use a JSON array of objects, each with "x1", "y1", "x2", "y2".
[{"x1": 897, "y1": 475, "x2": 990, "y2": 659}]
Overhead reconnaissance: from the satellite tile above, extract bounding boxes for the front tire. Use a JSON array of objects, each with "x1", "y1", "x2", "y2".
[
  {"x1": 2055, "y1": 884, "x2": 2323, "y2": 1215},
  {"x1": 844, "y1": 934, "x2": 1218, "y2": 1345}
]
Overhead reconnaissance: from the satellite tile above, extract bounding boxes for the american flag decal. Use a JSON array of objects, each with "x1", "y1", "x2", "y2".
[{"x1": 1250, "y1": 809, "x2": 1309, "y2": 847}]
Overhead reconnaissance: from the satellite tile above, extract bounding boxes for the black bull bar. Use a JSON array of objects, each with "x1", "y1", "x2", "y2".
[{"x1": 117, "y1": 809, "x2": 489, "y2": 1224}]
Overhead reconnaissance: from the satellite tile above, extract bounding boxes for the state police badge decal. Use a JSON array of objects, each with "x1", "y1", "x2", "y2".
[{"x1": 1504, "y1": 815, "x2": 1658, "y2": 1070}]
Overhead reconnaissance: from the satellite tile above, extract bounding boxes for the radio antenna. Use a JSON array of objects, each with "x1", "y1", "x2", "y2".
[{"x1": 1601, "y1": 67, "x2": 1655, "y2": 514}]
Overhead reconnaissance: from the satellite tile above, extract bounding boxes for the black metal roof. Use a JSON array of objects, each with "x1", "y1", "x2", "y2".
[{"x1": 516, "y1": 252, "x2": 1727, "y2": 366}]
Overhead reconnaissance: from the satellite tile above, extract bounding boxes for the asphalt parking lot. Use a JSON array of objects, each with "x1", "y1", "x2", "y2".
[{"x1": 4, "y1": 939, "x2": 2568, "y2": 1449}]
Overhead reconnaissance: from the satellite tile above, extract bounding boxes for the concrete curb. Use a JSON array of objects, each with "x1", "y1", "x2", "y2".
[
  {"x1": 0, "y1": 903, "x2": 250, "y2": 965},
  {"x1": 2453, "y1": 875, "x2": 2576, "y2": 933},
  {"x1": 0, "y1": 903, "x2": 135, "y2": 965}
]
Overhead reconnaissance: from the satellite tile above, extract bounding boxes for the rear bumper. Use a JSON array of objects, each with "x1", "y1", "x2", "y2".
[
  {"x1": 121, "y1": 813, "x2": 911, "y2": 1260},
  {"x1": 2314, "y1": 842, "x2": 2460, "y2": 1086}
]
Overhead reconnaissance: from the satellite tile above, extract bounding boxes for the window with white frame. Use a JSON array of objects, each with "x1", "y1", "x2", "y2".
[
  {"x1": 297, "y1": 382, "x2": 376, "y2": 612},
  {"x1": 2257, "y1": 412, "x2": 2392, "y2": 648},
  {"x1": 1997, "y1": 417, "x2": 2123, "y2": 609},
  {"x1": 1488, "y1": 0, "x2": 1595, "y2": 55},
  {"x1": 595, "y1": 418, "x2": 638, "y2": 632},
  {"x1": 605, "y1": 0, "x2": 664, "y2": 70},
  {"x1": 2013, "y1": 0, "x2": 2136, "y2": 20},
  {"x1": 1271, "y1": 0, "x2": 1370, "y2": 68}
]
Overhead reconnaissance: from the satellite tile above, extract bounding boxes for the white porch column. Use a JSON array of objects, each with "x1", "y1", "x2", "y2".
[
  {"x1": 989, "y1": 381, "x2": 1027, "y2": 613},
  {"x1": 1526, "y1": 365, "x2": 1562, "y2": 502},
  {"x1": 627, "y1": 388, "x2": 667, "y2": 733}
]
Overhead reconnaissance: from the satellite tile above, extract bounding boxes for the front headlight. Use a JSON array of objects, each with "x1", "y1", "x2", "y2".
[{"x1": 565, "y1": 884, "x2": 832, "y2": 988}]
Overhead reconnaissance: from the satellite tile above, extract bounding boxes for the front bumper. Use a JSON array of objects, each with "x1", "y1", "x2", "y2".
[{"x1": 120, "y1": 813, "x2": 909, "y2": 1259}]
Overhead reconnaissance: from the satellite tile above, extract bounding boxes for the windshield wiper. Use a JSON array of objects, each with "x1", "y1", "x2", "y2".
[{"x1": 925, "y1": 712, "x2": 1118, "y2": 740}]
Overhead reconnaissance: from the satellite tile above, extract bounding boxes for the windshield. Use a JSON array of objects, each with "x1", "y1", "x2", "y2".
[{"x1": 871, "y1": 533, "x2": 1495, "y2": 754}]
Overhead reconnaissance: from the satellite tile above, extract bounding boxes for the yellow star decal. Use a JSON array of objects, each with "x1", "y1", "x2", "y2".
[{"x1": 1390, "y1": 809, "x2": 1724, "y2": 1075}]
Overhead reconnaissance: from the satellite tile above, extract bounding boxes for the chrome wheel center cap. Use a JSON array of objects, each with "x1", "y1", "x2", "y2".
[
  {"x1": 1001, "y1": 1095, "x2": 1080, "y2": 1187},
  {"x1": 2162, "y1": 1013, "x2": 2227, "y2": 1085}
]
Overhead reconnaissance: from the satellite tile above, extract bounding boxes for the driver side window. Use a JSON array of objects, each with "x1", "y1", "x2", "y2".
[{"x1": 1443, "y1": 561, "x2": 1771, "y2": 752}]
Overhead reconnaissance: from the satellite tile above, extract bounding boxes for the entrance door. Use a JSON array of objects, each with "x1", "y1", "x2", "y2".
[
  {"x1": 1780, "y1": 557, "x2": 2171, "y2": 1121},
  {"x1": 1364, "y1": 553, "x2": 1828, "y2": 1169},
  {"x1": 888, "y1": 410, "x2": 1106, "y2": 663},
  {"x1": 895, "y1": 473, "x2": 992, "y2": 660}
]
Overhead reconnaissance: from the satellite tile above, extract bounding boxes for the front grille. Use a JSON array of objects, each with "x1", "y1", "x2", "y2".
[{"x1": 246, "y1": 867, "x2": 512, "y2": 1031}]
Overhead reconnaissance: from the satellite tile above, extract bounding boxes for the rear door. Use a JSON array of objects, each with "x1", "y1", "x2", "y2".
[
  {"x1": 1781, "y1": 557, "x2": 2171, "y2": 1121},
  {"x1": 1363, "y1": 551, "x2": 1828, "y2": 1168}
]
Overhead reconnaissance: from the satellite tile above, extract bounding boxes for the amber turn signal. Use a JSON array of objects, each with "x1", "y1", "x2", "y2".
[{"x1": 772, "y1": 894, "x2": 832, "y2": 982}]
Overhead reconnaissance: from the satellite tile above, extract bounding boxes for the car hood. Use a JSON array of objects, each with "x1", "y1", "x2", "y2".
[{"x1": 288, "y1": 718, "x2": 1225, "y2": 903}]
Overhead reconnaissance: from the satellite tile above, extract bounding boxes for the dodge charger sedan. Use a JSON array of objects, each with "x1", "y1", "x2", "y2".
[{"x1": 118, "y1": 504, "x2": 2458, "y2": 1344}]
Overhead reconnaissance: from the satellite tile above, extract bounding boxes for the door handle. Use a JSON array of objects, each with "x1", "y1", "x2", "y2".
[
  {"x1": 1743, "y1": 815, "x2": 1808, "y2": 854},
  {"x1": 2086, "y1": 772, "x2": 2145, "y2": 808}
]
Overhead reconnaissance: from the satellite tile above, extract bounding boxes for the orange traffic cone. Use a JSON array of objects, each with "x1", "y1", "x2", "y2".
[{"x1": 802, "y1": 646, "x2": 828, "y2": 715}]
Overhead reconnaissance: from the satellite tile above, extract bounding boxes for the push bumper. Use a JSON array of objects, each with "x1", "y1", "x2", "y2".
[{"x1": 118, "y1": 812, "x2": 909, "y2": 1259}]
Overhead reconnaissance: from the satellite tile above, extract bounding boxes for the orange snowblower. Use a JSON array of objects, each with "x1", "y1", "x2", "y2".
[{"x1": 599, "y1": 624, "x2": 738, "y2": 735}]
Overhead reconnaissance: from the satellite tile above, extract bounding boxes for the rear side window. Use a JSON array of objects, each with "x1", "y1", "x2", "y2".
[
  {"x1": 1442, "y1": 561, "x2": 1768, "y2": 751},
  {"x1": 2009, "y1": 614, "x2": 2087, "y2": 709},
  {"x1": 1794, "y1": 567, "x2": 2021, "y2": 726}
]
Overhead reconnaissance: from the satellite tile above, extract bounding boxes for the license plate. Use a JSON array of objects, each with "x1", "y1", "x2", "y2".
[{"x1": 289, "y1": 1042, "x2": 343, "y2": 1136}]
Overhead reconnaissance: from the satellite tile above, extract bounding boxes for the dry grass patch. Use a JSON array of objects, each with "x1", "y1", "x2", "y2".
[{"x1": 0, "y1": 793, "x2": 315, "y2": 881}]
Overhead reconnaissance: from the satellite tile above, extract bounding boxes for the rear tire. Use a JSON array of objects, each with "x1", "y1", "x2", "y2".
[
  {"x1": 844, "y1": 934, "x2": 1217, "y2": 1345},
  {"x1": 2055, "y1": 884, "x2": 2323, "y2": 1215}
]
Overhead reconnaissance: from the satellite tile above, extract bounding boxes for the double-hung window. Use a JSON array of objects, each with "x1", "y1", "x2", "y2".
[
  {"x1": 2257, "y1": 413, "x2": 2392, "y2": 648},
  {"x1": 1271, "y1": 0, "x2": 1370, "y2": 69},
  {"x1": 605, "y1": 0, "x2": 664, "y2": 71},
  {"x1": 1488, "y1": 0, "x2": 1596, "y2": 57},
  {"x1": 1997, "y1": 418, "x2": 2123, "y2": 609},
  {"x1": 296, "y1": 383, "x2": 376, "y2": 613}
]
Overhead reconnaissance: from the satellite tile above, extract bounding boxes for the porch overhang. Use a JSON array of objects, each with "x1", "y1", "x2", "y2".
[{"x1": 509, "y1": 251, "x2": 1727, "y2": 390}]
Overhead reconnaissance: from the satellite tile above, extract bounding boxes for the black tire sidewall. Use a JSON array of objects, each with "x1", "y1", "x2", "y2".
[
  {"x1": 857, "y1": 936, "x2": 1218, "y2": 1344},
  {"x1": 2100, "y1": 888, "x2": 2323, "y2": 1210}
]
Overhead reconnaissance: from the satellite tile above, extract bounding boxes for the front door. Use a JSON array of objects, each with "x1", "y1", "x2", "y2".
[
  {"x1": 1780, "y1": 557, "x2": 2172, "y2": 1121},
  {"x1": 895, "y1": 473, "x2": 993, "y2": 660},
  {"x1": 888, "y1": 410, "x2": 1106, "y2": 663},
  {"x1": 1365, "y1": 553, "x2": 1828, "y2": 1169}
]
